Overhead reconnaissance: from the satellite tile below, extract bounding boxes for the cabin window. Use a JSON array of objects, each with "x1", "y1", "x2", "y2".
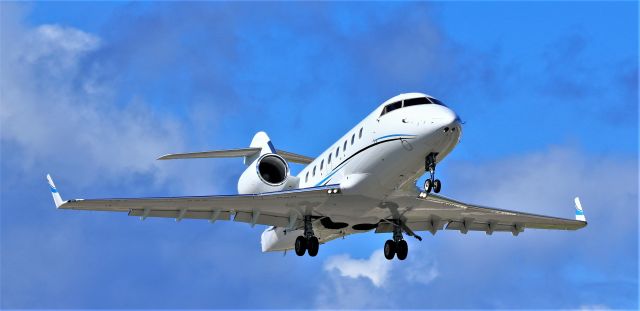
[
  {"x1": 343, "y1": 140, "x2": 347, "y2": 152},
  {"x1": 351, "y1": 134, "x2": 355, "y2": 145},
  {"x1": 305, "y1": 172, "x2": 309, "y2": 182},
  {"x1": 320, "y1": 160, "x2": 324, "y2": 171},
  {"x1": 380, "y1": 100, "x2": 402, "y2": 116},
  {"x1": 359, "y1": 127, "x2": 363, "y2": 138},
  {"x1": 313, "y1": 166, "x2": 316, "y2": 176},
  {"x1": 336, "y1": 147, "x2": 339, "y2": 157},
  {"x1": 328, "y1": 153, "x2": 332, "y2": 165}
]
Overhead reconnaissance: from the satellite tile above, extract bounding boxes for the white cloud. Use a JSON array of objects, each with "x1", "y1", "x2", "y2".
[
  {"x1": 401, "y1": 254, "x2": 439, "y2": 285},
  {"x1": 23, "y1": 24, "x2": 101, "y2": 69},
  {"x1": 323, "y1": 249, "x2": 392, "y2": 287},
  {"x1": 0, "y1": 4, "x2": 221, "y2": 195},
  {"x1": 35, "y1": 24, "x2": 101, "y2": 52},
  {"x1": 318, "y1": 244, "x2": 440, "y2": 308},
  {"x1": 323, "y1": 245, "x2": 440, "y2": 288}
]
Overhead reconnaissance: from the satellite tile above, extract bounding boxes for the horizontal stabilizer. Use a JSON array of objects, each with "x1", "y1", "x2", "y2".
[
  {"x1": 157, "y1": 148, "x2": 262, "y2": 160},
  {"x1": 158, "y1": 148, "x2": 313, "y2": 164},
  {"x1": 273, "y1": 150, "x2": 314, "y2": 164}
]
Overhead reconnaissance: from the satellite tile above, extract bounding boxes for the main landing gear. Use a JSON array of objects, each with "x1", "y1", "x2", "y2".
[
  {"x1": 423, "y1": 153, "x2": 442, "y2": 194},
  {"x1": 383, "y1": 220, "x2": 411, "y2": 261},
  {"x1": 294, "y1": 215, "x2": 319, "y2": 257}
]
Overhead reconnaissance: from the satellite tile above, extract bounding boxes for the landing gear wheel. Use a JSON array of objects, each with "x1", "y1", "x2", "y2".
[
  {"x1": 433, "y1": 179, "x2": 441, "y2": 193},
  {"x1": 424, "y1": 179, "x2": 433, "y2": 193},
  {"x1": 384, "y1": 239, "x2": 396, "y2": 260},
  {"x1": 396, "y1": 239, "x2": 408, "y2": 260},
  {"x1": 294, "y1": 236, "x2": 307, "y2": 256},
  {"x1": 307, "y1": 236, "x2": 319, "y2": 257}
]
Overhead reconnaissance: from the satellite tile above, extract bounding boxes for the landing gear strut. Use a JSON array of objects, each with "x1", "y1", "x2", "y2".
[
  {"x1": 424, "y1": 153, "x2": 442, "y2": 194},
  {"x1": 384, "y1": 220, "x2": 410, "y2": 261},
  {"x1": 294, "y1": 215, "x2": 320, "y2": 257}
]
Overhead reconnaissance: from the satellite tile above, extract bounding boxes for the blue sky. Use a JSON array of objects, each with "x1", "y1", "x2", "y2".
[{"x1": 1, "y1": 1, "x2": 637, "y2": 309}]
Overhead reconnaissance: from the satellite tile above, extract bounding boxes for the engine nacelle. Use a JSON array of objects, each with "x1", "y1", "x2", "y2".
[{"x1": 238, "y1": 153, "x2": 298, "y2": 194}]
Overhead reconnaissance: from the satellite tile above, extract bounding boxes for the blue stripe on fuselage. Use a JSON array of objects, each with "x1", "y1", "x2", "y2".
[
  {"x1": 373, "y1": 134, "x2": 416, "y2": 142},
  {"x1": 313, "y1": 134, "x2": 416, "y2": 186}
]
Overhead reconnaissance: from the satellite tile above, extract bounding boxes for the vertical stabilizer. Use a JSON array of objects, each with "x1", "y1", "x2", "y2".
[{"x1": 245, "y1": 131, "x2": 277, "y2": 164}]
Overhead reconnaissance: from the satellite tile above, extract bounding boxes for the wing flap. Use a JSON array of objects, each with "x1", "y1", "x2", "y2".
[
  {"x1": 234, "y1": 212, "x2": 290, "y2": 227},
  {"x1": 445, "y1": 221, "x2": 520, "y2": 232},
  {"x1": 128, "y1": 209, "x2": 233, "y2": 221},
  {"x1": 57, "y1": 185, "x2": 341, "y2": 227},
  {"x1": 393, "y1": 194, "x2": 586, "y2": 234}
]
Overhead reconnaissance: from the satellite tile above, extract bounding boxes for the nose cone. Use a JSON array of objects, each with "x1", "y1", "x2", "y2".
[{"x1": 433, "y1": 106, "x2": 460, "y2": 128}]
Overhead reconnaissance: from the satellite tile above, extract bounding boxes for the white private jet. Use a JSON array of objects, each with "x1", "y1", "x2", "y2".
[{"x1": 47, "y1": 92, "x2": 587, "y2": 260}]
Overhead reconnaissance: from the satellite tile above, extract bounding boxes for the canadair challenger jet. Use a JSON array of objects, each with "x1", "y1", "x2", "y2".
[{"x1": 47, "y1": 93, "x2": 587, "y2": 260}]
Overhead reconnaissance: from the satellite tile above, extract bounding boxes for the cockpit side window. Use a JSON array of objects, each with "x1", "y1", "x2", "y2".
[{"x1": 380, "y1": 101, "x2": 402, "y2": 117}]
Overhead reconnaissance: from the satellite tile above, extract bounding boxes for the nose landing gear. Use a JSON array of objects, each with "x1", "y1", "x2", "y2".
[
  {"x1": 294, "y1": 215, "x2": 320, "y2": 257},
  {"x1": 424, "y1": 153, "x2": 442, "y2": 194}
]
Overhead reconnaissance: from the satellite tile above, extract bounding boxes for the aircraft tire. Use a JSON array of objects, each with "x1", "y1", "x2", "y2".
[
  {"x1": 433, "y1": 179, "x2": 441, "y2": 193},
  {"x1": 396, "y1": 239, "x2": 408, "y2": 260},
  {"x1": 384, "y1": 239, "x2": 396, "y2": 260},
  {"x1": 307, "y1": 236, "x2": 319, "y2": 257},
  {"x1": 295, "y1": 236, "x2": 307, "y2": 256},
  {"x1": 424, "y1": 179, "x2": 433, "y2": 193}
]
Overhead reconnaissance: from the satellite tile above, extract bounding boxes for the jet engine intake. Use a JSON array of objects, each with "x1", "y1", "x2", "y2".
[{"x1": 238, "y1": 153, "x2": 297, "y2": 194}]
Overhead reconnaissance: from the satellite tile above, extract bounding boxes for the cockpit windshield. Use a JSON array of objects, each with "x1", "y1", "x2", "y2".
[
  {"x1": 427, "y1": 97, "x2": 447, "y2": 107},
  {"x1": 404, "y1": 97, "x2": 430, "y2": 107},
  {"x1": 380, "y1": 96, "x2": 446, "y2": 117}
]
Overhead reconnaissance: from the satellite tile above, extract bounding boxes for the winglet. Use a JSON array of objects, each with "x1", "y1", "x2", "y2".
[
  {"x1": 46, "y1": 174, "x2": 65, "y2": 208},
  {"x1": 574, "y1": 197, "x2": 586, "y2": 222}
]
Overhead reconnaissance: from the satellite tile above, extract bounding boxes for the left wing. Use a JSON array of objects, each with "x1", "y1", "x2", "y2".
[
  {"x1": 47, "y1": 174, "x2": 340, "y2": 228},
  {"x1": 378, "y1": 193, "x2": 587, "y2": 236}
]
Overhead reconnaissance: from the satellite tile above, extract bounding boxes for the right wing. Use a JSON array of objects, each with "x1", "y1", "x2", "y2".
[
  {"x1": 157, "y1": 148, "x2": 314, "y2": 164},
  {"x1": 48, "y1": 174, "x2": 340, "y2": 228}
]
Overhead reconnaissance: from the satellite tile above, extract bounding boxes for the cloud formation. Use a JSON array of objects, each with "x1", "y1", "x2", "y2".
[
  {"x1": 1, "y1": 1, "x2": 637, "y2": 309},
  {"x1": 0, "y1": 3, "x2": 226, "y2": 196},
  {"x1": 324, "y1": 250, "x2": 393, "y2": 287}
]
